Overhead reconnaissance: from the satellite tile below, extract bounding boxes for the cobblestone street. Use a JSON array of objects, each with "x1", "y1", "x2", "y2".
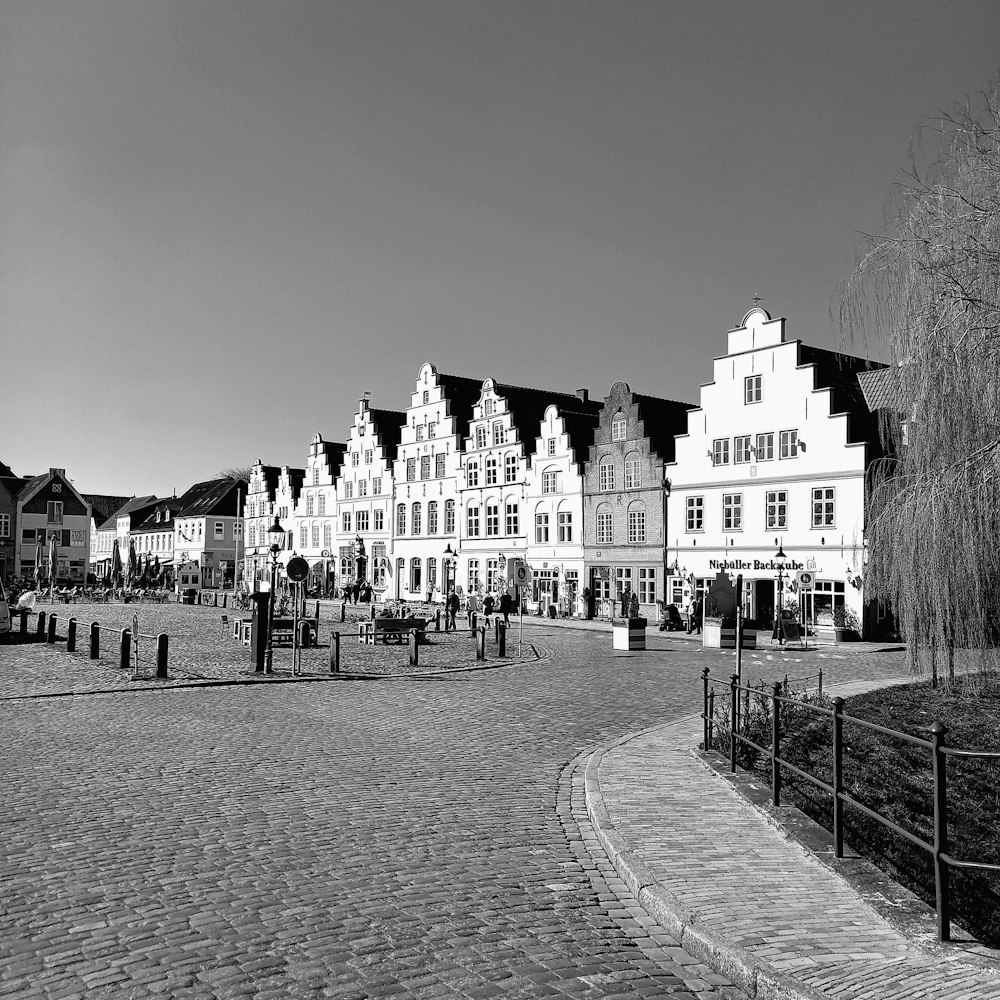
[{"x1": 1, "y1": 617, "x2": 913, "y2": 999}]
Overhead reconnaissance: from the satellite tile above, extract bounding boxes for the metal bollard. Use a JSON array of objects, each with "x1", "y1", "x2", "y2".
[
  {"x1": 67, "y1": 618, "x2": 77, "y2": 653},
  {"x1": 19, "y1": 609, "x2": 28, "y2": 637},
  {"x1": 90, "y1": 622, "x2": 100, "y2": 659},
  {"x1": 156, "y1": 634, "x2": 168, "y2": 679},
  {"x1": 329, "y1": 631, "x2": 340, "y2": 673},
  {"x1": 120, "y1": 629, "x2": 132, "y2": 670},
  {"x1": 223, "y1": 593, "x2": 228, "y2": 608},
  {"x1": 409, "y1": 629, "x2": 418, "y2": 667},
  {"x1": 341, "y1": 601, "x2": 346, "y2": 623},
  {"x1": 298, "y1": 621, "x2": 311, "y2": 649},
  {"x1": 476, "y1": 625, "x2": 486, "y2": 661},
  {"x1": 47, "y1": 614, "x2": 57, "y2": 644},
  {"x1": 498, "y1": 622, "x2": 505, "y2": 657},
  {"x1": 470, "y1": 612, "x2": 477, "y2": 635},
  {"x1": 37, "y1": 611, "x2": 46, "y2": 637},
  {"x1": 435, "y1": 610, "x2": 441, "y2": 632}
]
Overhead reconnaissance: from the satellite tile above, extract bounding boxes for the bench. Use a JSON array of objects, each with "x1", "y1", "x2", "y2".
[{"x1": 370, "y1": 617, "x2": 428, "y2": 645}]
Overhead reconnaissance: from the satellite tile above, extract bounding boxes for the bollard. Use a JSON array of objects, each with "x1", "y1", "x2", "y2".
[
  {"x1": 329, "y1": 631, "x2": 340, "y2": 673},
  {"x1": 120, "y1": 629, "x2": 132, "y2": 670},
  {"x1": 435, "y1": 610, "x2": 441, "y2": 632},
  {"x1": 341, "y1": 601, "x2": 346, "y2": 623},
  {"x1": 90, "y1": 622, "x2": 100, "y2": 659},
  {"x1": 156, "y1": 634, "x2": 168, "y2": 679},
  {"x1": 223, "y1": 593, "x2": 228, "y2": 609},
  {"x1": 409, "y1": 629, "x2": 418, "y2": 667},
  {"x1": 37, "y1": 611, "x2": 46, "y2": 637},
  {"x1": 931, "y1": 721, "x2": 951, "y2": 942},
  {"x1": 19, "y1": 609, "x2": 28, "y2": 637},
  {"x1": 47, "y1": 614, "x2": 57, "y2": 644},
  {"x1": 298, "y1": 620, "x2": 311, "y2": 649},
  {"x1": 832, "y1": 697, "x2": 845, "y2": 858},
  {"x1": 476, "y1": 625, "x2": 486, "y2": 661},
  {"x1": 370, "y1": 604, "x2": 376, "y2": 621},
  {"x1": 67, "y1": 618, "x2": 77, "y2": 653},
  {"x1": 470, "y1": 612, "x2": 477, "y2": 635},
  {"x1": 498, "y1": 622, "x2": 505, "y2": 657}
]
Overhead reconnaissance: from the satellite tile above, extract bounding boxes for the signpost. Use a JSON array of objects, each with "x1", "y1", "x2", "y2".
[
  {"x1": 286, "y1": 556, "x2": 310, "y2": 675},
  {"x1": 508, "y1": 559, "x2": 529, "y2": 655},
  {"x1": 796, "y1": 570, "x2": 814, "y2": 649}
]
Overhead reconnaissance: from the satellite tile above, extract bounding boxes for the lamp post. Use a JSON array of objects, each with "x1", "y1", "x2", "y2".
[
  {"x1": 443, "y1": 543, "x2": 456, "y2": 630},
  {"x1": 264, "y1": 516, "x2": 284, "y2": 674},
  {"x1": 775, "y1": 541, "x2": 787, "y2": 646}
]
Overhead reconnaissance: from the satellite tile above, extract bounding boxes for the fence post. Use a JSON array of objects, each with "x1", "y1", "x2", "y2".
[
  {"x1": 730, "y1": 674, "x2": 739, "y2": 773},
  {"x1": 47, "y1": 614, "x2": 57, "y2": 644},
  {"x1": 818, "y1": 667, "x2": 823, "y2": 697},
  {"x1": 708, "y1": 689, "x2": 716, "y2": 749},
  {"x1": 498, "y1": 622, "x2": 506, "y2": 657},
  {"x1": 771, "y1": 681, "x2": 782, "y2": 807},
  {"x1": 155, "y1": 634, "x2": 168, "y2": 678},
  {"x1": 120, "y1": 629, "x2": 132, "y2": 670},
  {"x1": 90, "y1": 622, "x2": 100, "y2": 659},
  {"x1": 702, "y1": 668, "x2": 710, "y2": 751},
  {"x1": 67, "y1": 618, "x2": 77, "y2": 652},
  {"x1": 832, "y1": 697, "x2": 845, "y2": 858},
  {"x1": 409, "y1": 629, "x2": 419, "y2": 667},
  {"x1": 930, "y1": 721, "x2": 951, "y2": 941},
  {"x1": 330, "y1": 631, "x2": 340, "y2": 673},
  {"x1": 37, "y1": 611, "x2": 46, "y2": 637}
]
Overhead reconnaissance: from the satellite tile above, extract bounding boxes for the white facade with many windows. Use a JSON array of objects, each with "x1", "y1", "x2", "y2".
[
  {"x1": 290, "y1": 434, "x2": 344, "y2": 595},
  {"x1": 667, "y1": 308, "x2": 881, "y2": 634}
]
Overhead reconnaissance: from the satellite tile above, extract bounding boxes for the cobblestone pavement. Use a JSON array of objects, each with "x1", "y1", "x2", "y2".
[{"x1": 2, "y1": 618, "x2": 924, "y2": 1000}]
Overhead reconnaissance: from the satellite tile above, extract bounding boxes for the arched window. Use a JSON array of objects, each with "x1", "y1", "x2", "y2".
[
  {"x1": 596, "y1": 502, "x2": 613, "y2": 544},
  {"x1": 624, "y1": 452, "x2": 641, "y2": 489},
  {"x1": 534, "y1": 502, "x2": 550, "y2": 543},
  {"x1": 428, "y1": 501, "x2": 439, "y2": 534},
  {"x1": 467, "y1": 503, "x2": 480, "y2": 537},
  {"x1": 504, "y1": 453, "x2": 518, "y2": 483},
  {"x1": 557, "y1": 500, "x2": 573, "y2": 543},
  {"x1": 599, "y1": 457, "x2": 615, "y2": 492},
  {"x1": 410, "y1": 557, "x2": 422, "y2": 593},
  {"x1": 611, "y1": 411, "x2": 627, "y2": 442},
  {"x1": 493, "y1": 421, "x2": 506, "y2": 445}
]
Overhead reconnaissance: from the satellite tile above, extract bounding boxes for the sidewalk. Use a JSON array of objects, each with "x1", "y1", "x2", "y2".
[{"x1": 585, "y1": 680, "x2": 1000, "y2": 1000}]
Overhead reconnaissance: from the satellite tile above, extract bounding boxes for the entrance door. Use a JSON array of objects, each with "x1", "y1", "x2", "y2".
[{"x1": 754, "y1": 579, "x2": 774, "y2": 631}]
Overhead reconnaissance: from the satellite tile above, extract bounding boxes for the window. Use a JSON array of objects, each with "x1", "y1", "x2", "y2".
[
  {"x1": 410, "y1": 557, "x2": 422, "y2": 593},
  {"x1": 420, "y1": 455, "x2": 431, "y2": 479},
  {"x1": 624, "y1": 455, "x2": 640, "y2": 489},
  {"x1": 422, "y1": 390, "x2": 430, "y2": 404},
  {"x1": 323, "y1": 523, "x2": 333, "y2": 547},
  {"x1": 542, "y1": 470, "x2": 559, "y2": 494},
  {"x1": 468, "y1": 559, "x2": 480, "y2": 590},
  {"x1": 486, "y1": 502, "x2": 499, "y2": 536},
  {"x1": 312, "y1": 466, "x2": 319, "y2": 486},
  {"x1": 467, "y1": 504, "x2": 480, "y2": 537},
  {"x1": 486, "y1": 456, "x2": 498, "y2": 485},
  {"x1": 318, "y1": 494, "x2": 326, "y2": 515},
  {"x1": 628, "y1": 508, "x2": 646, "y2": 543},
  {"x1": 352, "y1": 452, "x2": 359, "y2": 466},
  {"x1": 745, "y1": 375, "x2": 762, "y2": 404},
  {"x1": 505, "y1": 502, "x2": 519, "y2": 536},
  {"x1": 299, "y1": 525, "x2": 308, "y2": 547},
  {"x1": 356, "y1": 512, "x2": 368, "y2": 533},
  {"x1": 445, "y1": 500, "x2": 455, "y2": 534},
  {"x1": 416, "y1": 425, "x2": 424, "y2": 441},
  {"x1": 616, "y1": 567, "x2": 633, "y2": 599},
  {"x1": 214, "y1": 521, "x2": 224, "y2": 540},
  {"x1": 813, "y1": 580, "x2": 846, "y2": 625},
  {"x1": 428, "y1": 422, "x2": 436, "y2": 438},
  {"x1": 547, "y1": 438, "x2": 556, "y2": 456},
  {"x1": 435, "y1": 454, "x2": 446, "y2": 478},
  {"x1": 611, "y1": 412, "x2": 627, "y2": 441},
  {"x1": 406, "y1": 458, "x2": 416, "y2": 481},
  {"x1": 476, "y1": 426, "x2": 487, "y2": 449},
  {"x1": 344, "y1": 483, "x2": 353, "y2": 499},
  {"x1": 712, "y1": 438, "x2": 729, "y2": 465},
  {"x1": 364, "y1": 449, "x2": 373, "y2": 464},
  {"x1": 396, "y1": 504, "x2": 406, "y2": 535},
  {"x1": 599, "y1": 458, "x2": 615, "y2": 492},
  {"x1": 427, "y1": 557, "x2": 437, "y2": 589},
  {"x1": 812, "y1": 487, "x2": 835, "y2": 527},
  {"x1": 723, "y1": 493, "x2": 743, "y2": 530},
  {"x1": 484, "y1": 398, "x2": 495, "y2": 417},
  {"x1": 342, "y1": 511, "x2": 352, "y2": 533},
  {"x1": 596, "y1": 505, "x2": 613, "y2": 544},
  {"x1": 427, "y1": 501, "x2": 439, "y2": 534},
  {"x1": 412, "y1": 503, "x2": 422, "y2": 535},
  {"x1": 734, "y1": 435, "x2": 752, "y2": 464},
  {"x1": 374, "y1": 509, "x2": 384, "y2": 531},
  {"x1": 467, "y1": 461, "x2": 479, "y2": 487},
  {"x1": 557, "y1": 510, "x2": 572, "y2": 542},
  {"x1": 686, "y1": 496, "x2": 704, "y2": 531},
  {"x1": 486, "y1": 558, "x2": 499, "y2": 594},
  {"x1": 505, "y1": 454, "x2": 517, "y2": 483},
  {"x1": 306, "y1": 493, "x2": 315, "y2": 516},
  {"x1": 535, "y1": 512, "x2": 549, "y2": 543},
  {"x1": 756, "y1": 432, "x2": 774, "y2": 461},
  {"x1": 312, "y1": 523, "x2": 320, "y2": 547},
  {"x1": 372, "y1": 478, "x2": 382, "y2": 495},
  {"x1": 779, "y1": 429, "x2": 798, "y2": 459},
  {"x1": 358, "y1": 480, "x2": 367, "y2": 497},
  {"x1": 493, "y1": 422, "x2": 506, "y2": 445},
  {"x1": 638, "y1": 568, "x2": 656, "y2": 604},
  {"x1": 766, "y1": 490, "x2": 788, "y2": 529}
]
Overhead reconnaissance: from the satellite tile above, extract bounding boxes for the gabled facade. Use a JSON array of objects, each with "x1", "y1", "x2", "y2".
[
  {"x1": 131, "y1": 501, "x2": 181, "y2": 585},
  {"x1": 243, "y1": 461, "x2": 282, "y2": 590},
  {"x1": 171, "y1": 477, "x2": 247, "y2": 590},
  {"x1": 86, "y1": 493, "x2": 131, "y2": 579},
  {"x1": 0, "y1": 461, "x2": 28, "y2": 584},
  {"x1": 292, "y1": 434, "x2": 346, "y2": 595},
  {"x1": 391, "y1": 363, "x2": 482, "y2": 603},
  {"x1": 525, "y1": 403, "x2": 600, "y2": 615},
  {"x1": 333, "y1": 398, "x2": 402, "y2": 597},
  {"x1": 667, "y1": 307, "x2": 885, "y2": 633},
  {"x1": 583, "y1": 382, "x2": 695, "y2": 618},
  {"x1": 16, "y1": 468, "x2": 93, "y2": 584}
]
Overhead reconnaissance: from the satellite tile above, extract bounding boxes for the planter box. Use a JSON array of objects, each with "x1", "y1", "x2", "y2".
[
  {"x1": 703, "y1": 617, "x2": 755, "y2": 649},
  {"x1": 613, "y1": 622, "x2": 646, "y2": 651}
]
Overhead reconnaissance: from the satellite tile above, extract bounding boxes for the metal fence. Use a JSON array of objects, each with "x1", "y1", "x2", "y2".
[{"x1": 701, "y1": 668, "x2": 1000, "y2": 942}]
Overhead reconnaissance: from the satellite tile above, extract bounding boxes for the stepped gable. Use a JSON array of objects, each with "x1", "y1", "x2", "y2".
[
  {"x1": 557, "y1": 408, "x2": 602, "y2": 471},
  {"x1": 283, "y1": 467, "x2": 306, "y2": 494},
  {"x1": 436, "y1": 371, "x2": 486, "y2": 440},
  {"x1": 629, "y1": 393, "x2": 698, "y2": 463},
  {"x1": 367, "y1": 408, "x2": 406, "y2": 462},
  {"x1": 797, "y1": 345, "x2": 888, "y2": 449},
  {"x1": 491, "y1": 382, "x2": 603, "y2": 450}
]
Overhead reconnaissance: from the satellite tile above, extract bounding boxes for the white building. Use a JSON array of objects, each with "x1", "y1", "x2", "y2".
[
  {"x1": 391, "y1": 363, "x2": 482, "y2": 603},
  {"x1": 525, "y1": 403, "x2": 600, "y2": 616},
  {"x1": 667, "y1": 308, "x2": 885, "y2": 636},
  {"x1": 291, "y1": 435, "x2": 345, "y2": 595}
]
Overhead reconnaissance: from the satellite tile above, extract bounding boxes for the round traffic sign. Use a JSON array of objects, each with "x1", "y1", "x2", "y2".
[{"x1": 286, "y1": 556, "x2": 309, "y2": 582}]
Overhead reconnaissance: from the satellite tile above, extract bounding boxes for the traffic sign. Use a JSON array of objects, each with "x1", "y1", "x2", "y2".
[
  {"x1": 286, "y1": 556, "x2": 309, "y2": 582},
  {"x1": 512, "y1": 562, "x2": 529, "y2": 586},
  {"x1": 797, "y1": 570, "x2": 815, "y2": 590}
]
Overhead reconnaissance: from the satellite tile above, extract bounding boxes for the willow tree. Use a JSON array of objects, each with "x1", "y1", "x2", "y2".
[{"x1": 840, "y1": 75, "x2": 1000, "y2": 681}]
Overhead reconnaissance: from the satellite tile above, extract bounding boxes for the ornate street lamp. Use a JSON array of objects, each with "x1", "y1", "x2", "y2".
[
  {"x1": 264, "y1": 516, "x2": 284, "y2": 674},
  {"x1": 775, "y1": 541, "x2": 787, "y2": 646}
]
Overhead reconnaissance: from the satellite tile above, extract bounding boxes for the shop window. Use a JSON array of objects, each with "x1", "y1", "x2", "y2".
[
  {"x1": 615, "y1": 567, "x2": 633, "y2": 599},
  {"x1": 467, "y1": 559, "x2": 480, "y2": 591},
  {"x1": 409, "y1": 558, "x2": 422, "y2": 593},
  {"x1": 638, "y1": 568, "x2": 656, "y2": 604},
  {"x1": 813, "y1": 580, "x2": 846, "y2": 625}
]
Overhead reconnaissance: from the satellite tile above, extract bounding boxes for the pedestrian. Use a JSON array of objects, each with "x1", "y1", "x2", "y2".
[
  {"x1": 352, "y1": 581, "x2": 360, "y2": 605},
  {"x1": 482, "y1": 593, "x2": 495, "y2": 627},
  {"x1": 499, "y1": 590, "x2": 512, "y2": 627},
  {"x1": 466, "y1": 590, "x2": 479, "y2": 624},
  {"x1": 447, "y1": 589, "x2": 460, "y2": 629},
  {"x1": 691, "y1": 596, "x2": 703, "y2": 635}
]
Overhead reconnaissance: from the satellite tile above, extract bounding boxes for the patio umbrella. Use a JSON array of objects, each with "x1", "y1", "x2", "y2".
[
  {"x1": 48, "y1": 532, "x2": 59, "y2": 601},
  {"x1": 153, "y1": 554, "x2": 161, "y2": 585},
  {"x1": 125, "y1": 538, "x2": 138, "y2": 589},
  {"x1": 110, "y1": 540, "x2": 123, "y2": 587},
  {"x1": 34, "y1": 533, "x2": 44, "y2": 591}
]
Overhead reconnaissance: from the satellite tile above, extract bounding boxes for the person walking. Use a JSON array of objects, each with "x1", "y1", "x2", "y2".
[
  {"x1": 691, "y1": 596, "x2": 703, "y2": 635},
  {"x1": 466, "y1": 590, "x2": 479, "y2": 625},
  {"x1": 482, "y1": 593, "x2": 495, "y2": 627},
  {"x1": 446, "y1": 589, "x2": 460, "y2": 629},
  {"x1": 352, "y1": 581, "x2": 360, "y2": 605}
]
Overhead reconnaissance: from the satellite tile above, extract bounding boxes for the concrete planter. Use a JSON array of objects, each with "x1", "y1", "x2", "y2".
[{"x1": 613, "y1": 619, "x2": 647, "y2": 651}]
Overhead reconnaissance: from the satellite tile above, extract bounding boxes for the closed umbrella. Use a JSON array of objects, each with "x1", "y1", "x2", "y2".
[
  {"x1": 125, "y1": 538, "x2": 138, "y2": 590},
  {"x1": 48, "y1": 532, "x2": 59, "y2": 602},
  {"x1": 110, "y1": 540, "x2": 123, "y2": 587},
  {"x1": 153, "y1": 554, "x2": 161, "y2": 586},
  {"x1": 34, "y1": 533, "x2": 44, "y2": 592}
]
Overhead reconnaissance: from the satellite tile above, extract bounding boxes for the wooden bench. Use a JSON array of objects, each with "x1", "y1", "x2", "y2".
[{"x1": 371, "y1": 617, "x2": 428, "y2": 645}]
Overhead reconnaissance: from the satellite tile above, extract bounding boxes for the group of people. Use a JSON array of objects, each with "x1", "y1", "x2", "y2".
[
  {"x1": 445, "y1": 589, "x2": 514, "y2": 630},
  {"x1": 341, "y1": 581, "x2": 374, "y2": 605}
]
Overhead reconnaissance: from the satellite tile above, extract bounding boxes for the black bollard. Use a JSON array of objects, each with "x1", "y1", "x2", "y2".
[
  {"x1": 156, "y1": 634, "x2": 168, "y2": 679},
  {"x1": 341, "y1": 601, "x2": 346, "y2": 623},
  {"x1": 476, "y1": 625, "x2": 486, "y2": 661},
  {"x1": 37, "y1": 611, "x2": 46, "y2": 637},
  {"x1": 120, "y1": 629, "x2": 131, "y2": 670},
  {"x1": 223, "y1": 593, "x2": 228, "y2": 609},
  {"x1": 329, "y1": 631, "x2": 340, "y2": 673},
  {"x1": 90, "y1": 622, "x2": 100, "y2": 659},
  {"x1": 298, "y1": 620, "x2": 311, "y2": 649},
  {"x1": 470, "y1": 612, "x2": 477, "y2": 635},
  {"x1": 435, "y1": 609, "x2": 441, "y2": 632},
  {"x1": 498, "y1": 622, "x2": 506, "y2": 657},
  {"x1": 409, "y1": 629, "x2": 418, "y2": 667},
  {"x1": 67, "y1": 618, "x2": 77, "y2": 653},
  {"x1": 19, "y1": 609, "x2": 28, "y2": 637},
  {"x1": 47, "y1": 614, "x2": 57, "y2": 644}
]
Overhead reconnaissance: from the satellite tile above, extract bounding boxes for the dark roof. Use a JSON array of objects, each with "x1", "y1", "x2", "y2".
[
  {"x1": 86, "y1": 494, "x2": 132, "y2": 524},
  {"x1": 368, "y1": 409, "x2": 406, "y2": 463},
  {"x1": 631, "y1": 394, "x2": 698, "y2": 463},
  {"x1": 543, "y1": 407, "x2": 601, "y2": 471},
  {"x1": 95, "y1": 495, "x2": 159, "y2": 532},
  {"x1": 796, "y1": 345, "x2": 888, "y2": 447},
  {"x1": 16, "y1": 473, "x2": 48, "y2": 501},
  {"x1": 858, "y1": 367, "x2": 905, "y2": 413},
  {"x1": 255, "y1": 465, "x2": 282, "y2": 500},
  {"x1": 0, "y1": 460, "x2": 16, "y2": 478},
  {"x1": 283, "y1": 467, "x2": 306, "y2": 495},
  {"x1": 0, "y1": 471, "x2": 30, "y2": 501},
  {"x1": 437, "y1": 372, "x2": 486, "y2": 441},
  {"x1": 175, "y1": 477, "x2": 246, "y2": 518},
  {"x1": 492, "y1": 383, "x2": 603, "y2": 450}
]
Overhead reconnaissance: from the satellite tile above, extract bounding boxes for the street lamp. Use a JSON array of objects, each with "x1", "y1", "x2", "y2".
[
  {"x1": 775, "y1": 541, "x2": 787, "y2": 645},
  {"x1": 264, "y1": 516, "x2": 285, "y2": 674},
  {"x1": 444, "y1": 543, "x2": 457, "y2": 629}
]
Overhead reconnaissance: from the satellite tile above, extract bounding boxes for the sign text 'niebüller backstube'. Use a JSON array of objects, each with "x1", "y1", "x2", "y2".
[{"x1": 708, "y1": 558, "x2": 805, "y2": 572}]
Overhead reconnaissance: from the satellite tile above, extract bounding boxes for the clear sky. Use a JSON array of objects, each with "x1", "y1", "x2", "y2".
[{"x1": 3, "y1": 0, "x2": 998, "y2": 499}]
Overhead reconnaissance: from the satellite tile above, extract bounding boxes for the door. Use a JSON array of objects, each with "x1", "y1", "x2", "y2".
[{"x1": 754, "y1": 579, "x2": 773, "y2": 630}]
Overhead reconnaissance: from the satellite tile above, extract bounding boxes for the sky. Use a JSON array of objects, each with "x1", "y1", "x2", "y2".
[{"x1": 2, "y1": 0, "x2": 998, "y2": 499}]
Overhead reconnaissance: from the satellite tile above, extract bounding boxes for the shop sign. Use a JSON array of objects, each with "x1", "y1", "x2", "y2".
[{"x1": 708, "y1": 557, "x2": 805, "y2": 572}]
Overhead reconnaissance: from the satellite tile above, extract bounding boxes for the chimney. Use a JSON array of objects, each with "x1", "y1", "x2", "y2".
[{"x1": 576, "y1": 388, "x2": 589, "y2": 403}]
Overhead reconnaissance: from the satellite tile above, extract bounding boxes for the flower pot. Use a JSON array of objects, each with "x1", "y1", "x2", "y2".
[{"x1": 834, "y1": 627, "x2": 854, "y2": 643}]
